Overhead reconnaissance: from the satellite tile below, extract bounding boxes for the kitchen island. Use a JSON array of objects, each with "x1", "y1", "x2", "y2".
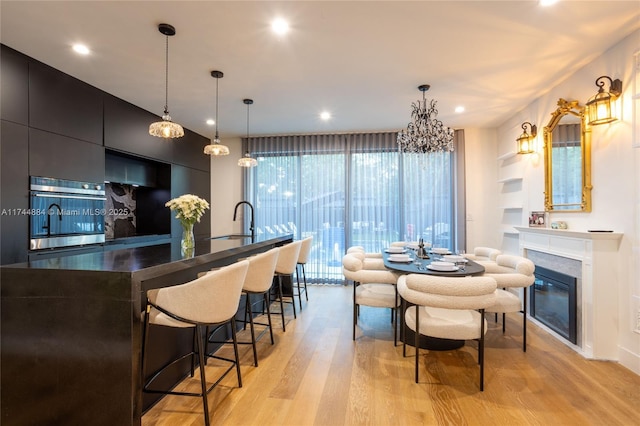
[{"x1": 1, "y1": 233, "x2": 292, "y2": 426}]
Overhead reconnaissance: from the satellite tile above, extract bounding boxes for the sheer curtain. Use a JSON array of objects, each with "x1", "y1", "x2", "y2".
[{"x1": 245, "y1": 131, "x2": 464, "y2": 284}]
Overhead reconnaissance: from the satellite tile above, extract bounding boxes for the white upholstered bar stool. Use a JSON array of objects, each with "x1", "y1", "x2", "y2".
[
  {"x1": 273, "y1": 240, "x2": 303, "y2": 331},
  {"x1": 141, "y1": 260, "x2": 249, "y2": 426},
  {"x1": 295, "y1": 236, "x2": 313, "y2": 310},
  {"x1": 342, "y1": 252, "x2": 401, "y2": 344},
  {"x1": 241, "y1": 248, "x2": 280, "y2": 366},
  {"x1": 397, "y1": 273, "x2": 497, "y2": 391},
  {"x1": 483, "y1": 254, "x2": 536, "y2": 352}
]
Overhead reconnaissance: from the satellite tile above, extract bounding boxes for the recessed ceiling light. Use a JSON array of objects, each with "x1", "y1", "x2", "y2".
[
  {"x1": 320, "y1": 111, "x2": 331, "y2": 121},
  {"x1": 206, "y1": 119, "x2": 215, "y2": 126},
  {"x1": 72, "y1": 44, "x2": 90, "y2": 55},
  {"x1": 271, "y1": 18, "x2": 289, "y2": 35},
  {"x1": 539, "y1": 0, "x2": 558, "y2": 6},
  {"x1": 455, "y1": 106, "x2": 465, "y2": 113}
]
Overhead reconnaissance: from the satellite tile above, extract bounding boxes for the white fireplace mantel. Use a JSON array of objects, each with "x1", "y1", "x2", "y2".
[{"x1": 514, "y1": 227, "x2": 623, "y2": 360}]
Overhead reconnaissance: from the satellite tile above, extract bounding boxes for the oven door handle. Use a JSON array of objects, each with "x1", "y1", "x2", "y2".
[{"x1": 33, "y1": 193, "x2": 106, "y2": 201}]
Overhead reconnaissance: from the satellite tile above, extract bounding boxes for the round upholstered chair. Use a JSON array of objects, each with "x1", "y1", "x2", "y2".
[
  {"x1": 342, "y1": 252, "x2": 402, "y2": 344},
  {"x1": 483, "y1": 254, "x2": 536, "y2": 352},
  {"x1": 397, "y1": 273, "x2": 497, "y2": 391},
  {"x1": 141, "y1": 260, "x2": 249, "y2": 426},
  {"x1": 464, "y1": 247, "x2": 502, "y2": 265}
]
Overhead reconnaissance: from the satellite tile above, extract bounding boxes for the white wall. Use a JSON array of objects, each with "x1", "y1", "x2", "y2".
[
  {"x1": 209, "y1": 136, "x2": 244, "y2": 237},
  {"x1": 463, "y1": 128, "x2": 501, "y2": 251},
  {"x1": 495, "y1": 29, "x2": 640, "y2": 374}
]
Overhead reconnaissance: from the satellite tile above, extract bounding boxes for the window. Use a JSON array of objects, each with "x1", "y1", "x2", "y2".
[{"x1": 246, "y1": 132, "x2": 464, "y2": 283}]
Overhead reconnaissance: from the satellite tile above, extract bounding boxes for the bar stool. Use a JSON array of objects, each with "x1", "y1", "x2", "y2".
[
  {"x1": 238, "y1": 248, "x2": 280, "y2": 366},
  {"x1": 295, "y1": 236, "x2": 313, "y2": 310},
  {"x1": 272, "y1": 240, "x2": 302, "y2": 332},
  {"x1": 141, "y1": 260, "x2": 249, "y2": 426}
]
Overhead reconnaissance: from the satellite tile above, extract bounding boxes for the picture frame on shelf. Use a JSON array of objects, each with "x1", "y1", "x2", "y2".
[{"x1": 529, "y1": 211, "x2": 547, "y2": 228}]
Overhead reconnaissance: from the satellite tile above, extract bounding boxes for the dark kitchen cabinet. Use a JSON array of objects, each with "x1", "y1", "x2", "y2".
[
  {"x1": 104, "y1": 95, "x2": 173, "y2": 163},
  {"x1": 171, "y1": 128, "x2": 210, "y2": 172},
  {"x1": 1, "y1": 120, "x2": 29, "y2": 264},
  {"x1": 1, "y1": 45, "x2": 29, "y2": 125},
  {"x1": 171, "y1": 165, "x2": 211, "y2": 238},
  {"x1": 29, "y1": 60, "x2": 103, "y2": 145},
  {"x1": 29, "y1": 128, "x2": 105, "y2": 183}
]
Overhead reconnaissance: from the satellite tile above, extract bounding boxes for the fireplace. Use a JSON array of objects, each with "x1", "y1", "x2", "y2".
[{"x1": 530, "y1": 265, "x2": 577, "y2": 344}]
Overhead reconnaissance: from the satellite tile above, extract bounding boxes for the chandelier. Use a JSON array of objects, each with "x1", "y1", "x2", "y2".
[
  {"x1": 149, "y1": 23, "x2": 184, "y2": 139},
  {"x1": 203, "y1": 70, "x2": 230, "y2": 156},
  {"x1": 238, "y1": 99, "x2": 258, "y2": 167},
  {"x1": 397, "y1": 84, "x2": 454, "y2": 153}
]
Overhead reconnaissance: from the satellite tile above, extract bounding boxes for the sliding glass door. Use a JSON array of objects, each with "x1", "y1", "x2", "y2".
[{"x1": 247, "y1": 132, "x2": 463, "y2": 283}]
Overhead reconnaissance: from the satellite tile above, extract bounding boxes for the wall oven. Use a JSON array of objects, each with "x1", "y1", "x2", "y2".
[{"x1": 29, "y1": 176, "x2": 106, "y2": 250}]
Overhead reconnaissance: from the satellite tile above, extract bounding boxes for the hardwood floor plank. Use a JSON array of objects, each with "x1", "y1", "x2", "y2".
[{"x1": 142, "y1": 284, "x2": 640, "y2": 426}]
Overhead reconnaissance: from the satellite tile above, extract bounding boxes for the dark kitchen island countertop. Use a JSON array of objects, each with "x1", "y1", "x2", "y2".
[{"x1": 1, "y1": 233, "x2": 293, "y2": 426}]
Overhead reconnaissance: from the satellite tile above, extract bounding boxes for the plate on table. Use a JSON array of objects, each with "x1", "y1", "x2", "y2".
[
  {"x1": 388, "y1": 254, "x2": 411, "y2": 262},
  {"x1": 385, "y1": 247, "x2": 406, "y2": 254},
  {"x1": 405, "y1": 243, "x2": 419, "y2": 250},
  {"x1": 431, "y1": 248, "x2": 451, "y2": 255},
  {"x1": 442, "y1": 255, "x2": 468, "y2": 263},
  {"x1": 427, "y1": 261, "x2": 458, "y2": 271}
]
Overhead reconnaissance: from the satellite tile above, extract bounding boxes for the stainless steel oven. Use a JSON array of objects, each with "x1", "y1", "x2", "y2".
[{"x1": 29, "y1": 176, "x2": 106, "y2": 250}]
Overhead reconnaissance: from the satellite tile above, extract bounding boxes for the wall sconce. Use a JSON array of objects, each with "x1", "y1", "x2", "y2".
[
  {"x1": 516, "y1": 122, "x2": 537, "y2": 154},
  {"x1": 586, "y1": 75, "x2": 622, "y2": 125}
]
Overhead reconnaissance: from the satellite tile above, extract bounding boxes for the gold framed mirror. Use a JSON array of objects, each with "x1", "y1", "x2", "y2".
[{"x1": 543, "y1": 99, "x2": 592, "y2": 212}]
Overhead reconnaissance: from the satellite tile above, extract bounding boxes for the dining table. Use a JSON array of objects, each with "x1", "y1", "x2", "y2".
[
  {"x1": 382, "y1": 247, "x2": 486, "y2": 350},
  {"x1": 382, "y1": 249, "x2": 485, "y2": 276}
]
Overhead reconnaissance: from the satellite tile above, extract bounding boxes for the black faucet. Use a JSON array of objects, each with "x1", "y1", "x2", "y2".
[
  {"x1": 233, "y1": 201, "x2": 255, "y2": 243},
  {"x1": 42, "y1": 203, "x2": 62, "y2": 237}
]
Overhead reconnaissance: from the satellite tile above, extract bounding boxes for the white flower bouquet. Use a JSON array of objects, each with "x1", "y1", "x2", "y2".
[{"x1": 165, "y1": 194, "x2": 210, "y2": 226}]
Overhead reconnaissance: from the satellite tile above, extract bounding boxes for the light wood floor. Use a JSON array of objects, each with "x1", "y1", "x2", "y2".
[{"x1": 142, "y1": 284, "x2": 640, "y2": 426}]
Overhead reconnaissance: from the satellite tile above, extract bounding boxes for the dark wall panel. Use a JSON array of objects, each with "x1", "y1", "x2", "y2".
[
  {"x1": 1, "y1": 120, "x2": 29, "y2": 264},
  {"x1": 29, "y1": 128, "x2": 105, "y2": 182},
  {"x1": 104, "y1": 95, "x2": 173, "y2": 163},
  {"x1": 171, "y1": 128, "x2": 210, "y2": 172},
  {"x1": 29, "y1": 61, "x2": 103, "y2": 145},
  {"x1": 170, "y1": 165, "x2": 211, "y2": 238},
  {"x1": 1, "y1": 45, "x2": 29, "y2": 125}
]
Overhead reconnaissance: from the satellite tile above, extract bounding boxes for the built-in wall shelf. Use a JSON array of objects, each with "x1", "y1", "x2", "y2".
[
  {"x1": 497, "y1": 151, "x2": 517, "y2": 161},
  {"x1": 498, "y1": 177, "x2": 522, "y2": 183},
  {"x1": 502, "y1": 226, "x2": 519, "y2": 235}
]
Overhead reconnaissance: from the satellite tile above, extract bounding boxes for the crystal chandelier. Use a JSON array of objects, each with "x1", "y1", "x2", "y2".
[
  {"x1": 203, "y1": 70, "x2": 230, "y2": 156},
  {"x1": 397, "y1": 84, "x2": 454, "y2": 153},
  {"x1": 149, "y1": 23, "x2": 184, "y2": 139},
  {"x1": 238, "y1": 99, "x2": 258, "y2": 167}
]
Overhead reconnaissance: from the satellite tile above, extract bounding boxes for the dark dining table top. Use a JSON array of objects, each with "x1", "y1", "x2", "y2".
[{"x1": 382, "y1": 249, "x2": 485, "y2": 277}]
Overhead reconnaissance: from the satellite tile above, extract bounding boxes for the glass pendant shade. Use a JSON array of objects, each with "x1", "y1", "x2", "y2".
[
  {"x1": 203, "y1": 137, "x2": 230, "y2": 156},
  {"x1": 238, "y1": 153, "x2": 258, "y2": 167},
  {"x1": 238, "y1": 98, "x2": 257, "y2": 167},
  {"x1": 149, "y1": 113, "x2": 184, "y2": 138},
  {"x1": 204, "y1": 70, "x2": 229, "y2": 156},
  {"x1": 149, "y1": 23, "x2": 184, "y2": 139}
]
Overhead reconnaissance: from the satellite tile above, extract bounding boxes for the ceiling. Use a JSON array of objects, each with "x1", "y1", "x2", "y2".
[{"x1": 1, "y1": 1, "x2": 639, "y2": 140}]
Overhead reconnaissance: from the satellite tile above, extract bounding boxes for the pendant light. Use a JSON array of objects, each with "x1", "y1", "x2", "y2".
[
  {"x1": 238, "y1": 99, "x2": 258, "y2": 167},
  {"x1": 203, "y1": 70, "x2": 230, "y2": 156},
  {"x1": 149, "y1": 23, "x2": 184, "y2": 139}
]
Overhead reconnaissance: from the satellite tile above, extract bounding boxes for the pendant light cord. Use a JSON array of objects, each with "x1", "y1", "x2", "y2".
[
  {"x1": 164, "y1": 35, "x2": 169, "y2": 115},
  {"x1": 215, "y1": 76, "x2": 220, "y2": 139}
]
